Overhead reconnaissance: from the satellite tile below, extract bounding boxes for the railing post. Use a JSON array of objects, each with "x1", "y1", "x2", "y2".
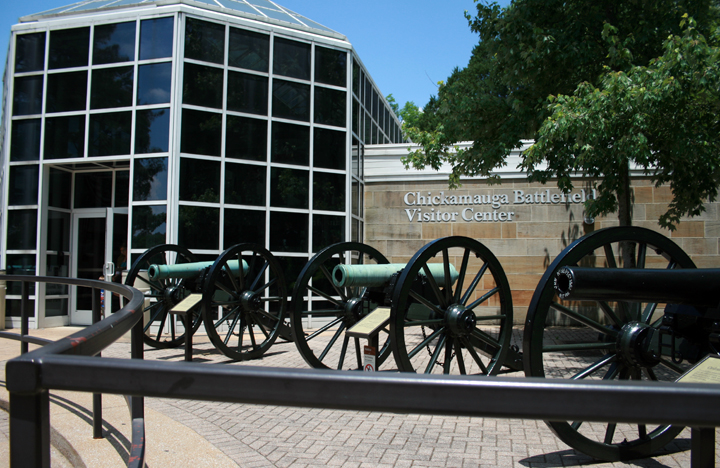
[
  {"x1": 128, "y1": 297, "x2": 146, "y2": 468},
  {"x1": 10, "y1": 390, "x2": 50, "y2": 468},
  {"x1": 92, "y1": 287, "x2": 103, "y2": 439},
  {"x1": 20, "y1": 281, "x2": 29, "y2": 354}
]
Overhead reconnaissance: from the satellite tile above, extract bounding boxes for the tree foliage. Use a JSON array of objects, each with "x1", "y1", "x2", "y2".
[{"x1": 403, "y1": 0, "x2": 720, "y2": 228}]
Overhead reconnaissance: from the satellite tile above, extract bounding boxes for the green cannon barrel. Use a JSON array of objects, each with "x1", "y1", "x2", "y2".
[
  {"x1": 332, "y1": 263, "x2": 459, "y2": 288},
  {"x1": 148, "y1": 259, "x2": 248, "y2": 281}
]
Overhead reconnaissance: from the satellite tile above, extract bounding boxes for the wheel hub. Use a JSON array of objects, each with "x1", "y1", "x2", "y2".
[
  {"x1": 344, "y1": 297, "x2": 364, "y2": 324},
  {"x1": 616, "y1": 321, "x2": 660, "y2": 368},
  {"x1": 241, "y1": 290, "x2": 261, "y2": 312},
  {"x1": 446, "y1": 304, "x2": 477, "y2": 336}
]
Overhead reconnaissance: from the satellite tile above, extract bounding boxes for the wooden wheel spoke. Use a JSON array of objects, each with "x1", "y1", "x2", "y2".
[
  {"x1": 223, "y1": 257, "x2": 242, "y2": 296},
  {"x1": 442, "y1": 249, "x2": 453, "y2": 305},
  {"x1": 571, "y1": 421, "x2": 583, "y2": 430},
  {"x1": 659, "y1": 358, "x2": 685, "y2": 375},
  {"x1": 422, "y1": 263, "x2": 447, "y2": 309},
  {"x1": 604, "y1": 423, "x2": 617, "y2": 444},
  {"x1": 214, "y1": 307, "x2": 238, "y2": 329},
  {"x1": 403, "y1": 318, "x2": 445, "y2": 327},
  {"x1": 248, "y1": 311, "x2": 271, "y2": 340},
  {"x1": 306, "y1": 317, "x2": 344, "y2": 341},
  {"x1": 154, "y1": 310, "x2": 169, "y2": 342},
  {"x1": 637, "y1": 242, "x2": 647, "y2": 268},
  {"x1": 639, "y1": 424, "x2": 648, "y2": 440},
  {"x1": 251, "y1": 277, "x2": 276, "y2": 296},
  {"x1": 247, "y1": 321, "x2": 258, "y2": 349},
  {"x1": 641, "y1": 302, "x2": 659, "y2": 324},
  {"x1": 408, "y1": 290, "x2": 445, "y2": 317},
  {"x1": 571, "y1": 353, "x2": 617, "y2": 380},
  {"x1": 460, "y1": 261, "x2": 489, "y2": 305},
  {"x1": 424, "y1": 334, "x2": 447, "y2": 374},
  {"x1": 224, "y1": 312, "x2": 242, "y2": 346},
  {"x1": 307, "y1": 285, "x2": 343, "y2": 306},
  {"x1": 300, "y1": 308, "x2": 343, "y2": 318},
  {"x1": 408, "y1": 327, "x2": 445, "y2": 359},
  {"x1": 319, "y1": 322, "x2": 346, "y2": 361},
  {"x1": 603, "y1": 362, "x2": 620, "y2": 380},
  {"x1": 543, "y1": 342, "x2": 615, "y2": 353},
  {"x1": 454, "y1": 339, "x2": 467, "y2": 375},
  {"x1": 604, "y1": 244, "x2": 617, "y2": 268},
  {"x1": 470, "y1": 328, "x2": 501, "y2": 349},
  {"x1": 337, "y1": 335, "x2": 350, "y2": 370},
  {"x1": 550, "y1": 301, "x2": 618, "y2": 338},
  {"x1": 442, "y1": 336, "x2": 453, "y2": 374},
  {"x1": 355, "y1": 338, "x2": 362, "y2": 369},
  {"x1": 453, "y1": 249, "x2": 471, "y2": 303},
  {"x1": 249, "y1": 261, "x2": 270, "y2": 291},
  {"x1": 644, "y1": 366, "x2": 658, "y2": 381},
  {"x1": 597, "y1": 301, "x2": 623, "y2": 327},
  {"x1": 459, "y1": 337, "x2": 489, "y2": 374},
  {"x1": 320, "y1": 264, "x2": 347, "y2": 302},
  {"x1": 466, "y1": 287, "x2": 499, "y2": 312}
]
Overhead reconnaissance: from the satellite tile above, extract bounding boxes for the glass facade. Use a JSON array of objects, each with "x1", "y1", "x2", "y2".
[{"x1": 1, "y1": 0, "x2": 402, "y2": 326}]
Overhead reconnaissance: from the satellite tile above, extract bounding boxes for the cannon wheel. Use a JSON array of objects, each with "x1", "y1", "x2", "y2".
[
  {"x1": 124, "y1": 244, "x2": 201, "y2": 349},
  {"x1": 390, "y1": 236, "x2": 513, "y2": 375},
  {"x1": 202, "y1": 243, "x2": 287, "y2": 361},
  {"x1": 291, "y1": 242, "x2": 392, "y2": 370},
  {"x1": 523, "y1": 226, "x2": 695, "y2": 461}
]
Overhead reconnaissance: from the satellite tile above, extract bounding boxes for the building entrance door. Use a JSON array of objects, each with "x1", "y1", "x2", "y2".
[{"x1": 70, "y1": 208, "x2": 128, "y2": 325}]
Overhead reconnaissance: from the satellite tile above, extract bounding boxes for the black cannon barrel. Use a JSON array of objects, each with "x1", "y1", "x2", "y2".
[{"x1": 554, "y1": 267, "x2": 720, "y2": 308}]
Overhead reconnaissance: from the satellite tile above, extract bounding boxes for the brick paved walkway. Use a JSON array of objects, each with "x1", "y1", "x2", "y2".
[{"x1": 90, "y1": 326, "x2": 715, "y2": 468}]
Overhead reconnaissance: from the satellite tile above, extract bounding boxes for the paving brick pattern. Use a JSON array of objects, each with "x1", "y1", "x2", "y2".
[{"x1": 96, "y1": 326, "x2": 717, "y2": 467}]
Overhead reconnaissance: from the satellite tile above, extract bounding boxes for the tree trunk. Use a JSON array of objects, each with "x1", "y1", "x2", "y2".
[{"x1": 617, "y1": 161, "x2": 635, "y2": 268}]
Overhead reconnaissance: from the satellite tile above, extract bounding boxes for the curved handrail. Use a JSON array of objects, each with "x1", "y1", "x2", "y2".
[{"x1": 3, "y1": 275, "x2": 146, "y2": 468}]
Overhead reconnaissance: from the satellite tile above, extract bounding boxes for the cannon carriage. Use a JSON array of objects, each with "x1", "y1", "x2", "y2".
[{"x1": 125, "y1": 226, "x2": 719, "y2": 462}]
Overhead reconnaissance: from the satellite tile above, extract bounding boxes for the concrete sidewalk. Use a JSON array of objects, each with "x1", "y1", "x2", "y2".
[{"x1": 0, "y1": 326, "x2": 716, "y2": 467}]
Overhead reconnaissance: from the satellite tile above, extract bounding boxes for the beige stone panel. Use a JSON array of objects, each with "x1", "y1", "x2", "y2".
[
  {"x1": 366, "y1": 223, "x2": 422, "y2": 240},
  {"x1": 678, "y1": 238, "x2": 718, "y2": 256},
  {"x1": 507, "y1": 205, "x2": 532, "y2": 222},
  {"x1": 706, "y1": 221, "x2": 720, "y2": 238},
  {"x1": 512, "y1": 289, "x2": 535, "y2": 308},
  {"x1": 466, "y1": 238, "x2": 528, "y2": 257},
  {"x1": 502, "y1": 222, "x2": 517, "y2": 239},
  {"x1": 513, "y1": 306, "x2": 528, "y2": 325},
  {"x1": 692, "y1": 255, "x2": 720, "y2": 267},
  {"x1": 670, "y1": 221, "x2": 705, "y2": 238},
  {"x1": 496, "y1": 256, "x2": 552, "y2": 273},
  {"x1": 654, "y1": 185, "x2": 674, "y2": 203},
  {"x1": 633, "y1": 186, "x2": 654, "y2": 204},
  {"x1": 373, "y1": 190, "x2": 409, "y2": 208},
  {"x1": 645, "y1": 203, "x2": 671, "y2": 221},
  {"x1": 421, "y1": 223, "x2": 454, "y2": 240},
  {"x1": 386, "y1": 239, "x2": 427, "y2": 257},
  {"x1": 507, "y1": 273, "x2": 543, "y2": 290},
  {"x1": 631, "y1": 178, "x2": 653, "y2": 186},
  {"x1": 631, "y1": 204, "x2": 646, "y2": 221},
  {"x1": 365, "y1": 207, "x2": 407, "y2": 224},
  {"x1": 365, "y1": 239, "x2": 387, "y2": 255},
  {"x1": 516, "y1": 222, "x2": 581, "y2": 239},
  {"x1": 454, "y1": 222, "x2": 503, "y2": 239},
  {"x1": 633, "y1": 221, "x2": 670, "y2": 237},
  {"x1": 525, "y1": 238, "x2": 565, "y2": 260}
]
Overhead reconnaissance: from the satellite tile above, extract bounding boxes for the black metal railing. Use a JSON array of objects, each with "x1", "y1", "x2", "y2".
[
  {"x1": 2, "y1": 275, "x2": 145, "y2": 468},
  {"x1": 4, "y1": 275, "x2": 720, "y2": 468}
]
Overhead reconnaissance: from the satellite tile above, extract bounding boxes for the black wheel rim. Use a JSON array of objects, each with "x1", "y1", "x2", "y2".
[
  {"x1": 523, "y1": 226, "x2": 694, "y2": 461},
  {"x1": 201, "y1": 243, "x2": 286, "y2": 361},
  {"x1": 124, "y1": 244, "x2": 201, "y2": 349},
  {"x1": 290, "y1": 242, "x2": 392, "y2": 370},
  {"x1": 390, "y1": 236, "x2": 513, "y2": 375}
]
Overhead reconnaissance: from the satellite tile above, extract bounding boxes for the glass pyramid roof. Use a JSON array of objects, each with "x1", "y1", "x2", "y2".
[{"x1": 21, "y1": 0, "x2": 344, "y2": 39}]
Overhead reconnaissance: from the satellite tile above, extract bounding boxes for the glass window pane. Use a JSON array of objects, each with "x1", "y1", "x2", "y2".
[
  {"x1": 229, "y1": 28, "x2": 268, "y2": 72},
  {"x1": 49, "y1": 168, "x2": 72, "y2": 209},
  {"x1": 47, "y1": 210, "x2": 71, "y2": 252},
  {"x1": 46, "y1": 71, "x2": 87, "y2": 113},
  {"x1": 179, "y1": 157, "x2": 220, "y2": 202},
  {"x1": 313, "y1": 172, "x2": 345, "y2": 212},
  {"x1": 44, "y1": 115, "x2": 86, "y2": 159},
  {"x1": 45, "y1": 299, "x2": 68, "y2": 317},
  {"x1": 272, "y1": 80, "x2": 309, "y2": 121},
  {"x1": 227, "y1": 71, "x2": 268, "y2": 115},
  {"x1": 271, "y1": 122, "x2": 309, "y2": 166},
  {"x1": 133, "y1": 157, "x2": 168, "y2": 201},
  {"x1": 225, "y1": 162, "x2": 265, "y2": 206},
  {"x1": 224, "y1": 208, "x2": 265, "y2": 248},
  {"x1": 352, "y1": 178, "x2": 359, "y2": 216},
  {"x1": 315, "y1": 87, "x2": 346, "y2": 128},
  {"x1": 226, "y1": 115, "x2": 267, "y2": 161},
  {"x1": 116, "y1": 170, "x2": 129, "y2": 207},
  {"x1": 10, "y1": 119, "x2": 41, "y2": 161},
  {"x1": 89, "y1": 111, "x2": 132, "y2": 156},
  {"x1": 9, "y1": 165, "x2": 39, "y2": 206},
  {"x1": 132, "y1": 205, "x2": 167, "y2": 248},
  {"x1": 93, "y1": 21, "x2": 136, "y2": 64},
  {"x1": 273, "y1": 38, "x2": 310, "y2": 80},
  {"x1": 372, "y1": 89, "x2": 379, "y2": 122},
  {"x1": 13, "y1": 75, "x2": 43, "y2": 116},
  {"x1": 137, "y1": 62, "x2": 172, "y2": 105},
  {"x1": 6, "y1": 254, "x2": 36, "y2": 297},
  {"x1": 363, "y1": 77, "x2": 371, "y2": 110},
  {"x1": 91, "y1": 66, "x2": 133, "y2": 109},
  {"x1": 315, "y1": 46, "x2": 346, "y2": 87},
  {"x1": 270, "y1": 211, "x2": 307, "y2": 252},
  {"x1": 178, "y1": 205, "x2": 219, "y2": 250},
  {"x1": 135, "y1": 108, "x2": 170, "y2": 154},
  {"x1": 15, "y1": 32, "x2": 46, "y2": 73},
  {"x1": 7, "y1": 209, "x2": 37, "y2": 250},
  {"x1": 352, "y1": 98, "x2": 359, "y2": 136},
  {"x1": 49, "y1": 27, "x2": 89, "y2": 69},
  {"x1": 270, "y1": 167, "x2": 308, "y2": 209},
  {"x1": 140, "y1": 17, "x2": 174, "y2": 60},
  {"x1": 351, "y1": 138, "x2": 360, "y2": 178},
  {"x1": 313, "y1": 214, "x2": 345, "y2": 251},
  {"x1": 185, "y1": 18, "x2": 224, "y2": 64},
  {"x1": 313, "y1": 128, "x2": 347, "y2": 170},
  {"x1": 183, "y1": 63, "x2": 223, "y2": 109},
  {"x1": 352, "y1": 61, "x2": 359, "y2": 97},
  {"x1": 74, "y1": 172, "x2": 112, "y2": 208},
  {"x1": 364, "y1": 113, "x2": 372, "y2": 145},
  {"x1": 181, "y1": 109, "x2": 221, "y2": 156}
]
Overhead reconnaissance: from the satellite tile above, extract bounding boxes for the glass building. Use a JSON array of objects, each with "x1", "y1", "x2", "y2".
[{"x1": 0, "y1": 0, "x2": 402, "y2": 327}]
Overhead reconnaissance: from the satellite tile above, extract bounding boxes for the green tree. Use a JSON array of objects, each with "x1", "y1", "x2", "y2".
[{"x1": 403, "y1": 0, "x2": 719, "y2": 229}]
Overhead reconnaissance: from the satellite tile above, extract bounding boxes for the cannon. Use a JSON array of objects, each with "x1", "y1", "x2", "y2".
[
  {"x1": 125, "y1": 243, "x2": 287, "y2": 360},
  {"x1": 290, "y1": 237, "x2": 524, "y2": 374},
  {"x1": 521, "y1": 226, "x2": 717, "y2": 461}
]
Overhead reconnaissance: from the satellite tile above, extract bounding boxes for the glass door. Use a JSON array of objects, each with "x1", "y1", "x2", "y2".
[{"x1": 70, "y1": 208, "x2": 128, "y2": 324}]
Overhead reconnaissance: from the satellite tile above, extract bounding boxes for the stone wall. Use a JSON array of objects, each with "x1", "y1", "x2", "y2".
[{"x1": 364, "y1": 177, "x2": 720, "y2": 324}]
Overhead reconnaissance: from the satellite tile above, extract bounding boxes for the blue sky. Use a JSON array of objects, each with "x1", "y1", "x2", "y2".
[{"x1": 1, "y1": 0, "x2": 511, "y2": 109}]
